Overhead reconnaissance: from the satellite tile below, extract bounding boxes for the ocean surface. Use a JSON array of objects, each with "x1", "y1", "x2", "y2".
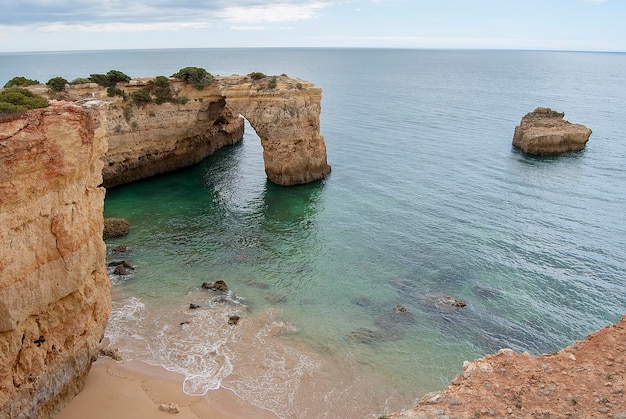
[{"x1": 2, "y1": 48, "x2": 625, "y2": 417}]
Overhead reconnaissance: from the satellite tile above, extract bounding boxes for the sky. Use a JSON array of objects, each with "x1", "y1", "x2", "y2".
[{"x1": 0, "y1": 0, "x2": 624, "y2": 53}]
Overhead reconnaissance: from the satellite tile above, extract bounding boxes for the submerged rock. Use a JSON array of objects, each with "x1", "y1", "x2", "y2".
[
  {"x1": 512, "y1": 107, "x2": 592, "y2": 155},
  {"x1": 103, "y1": 217, "x2": 130, "y2": 240},
  {"x1": 228, "y1": 315, "x2": 241, "y2": 326},
  {"x1": 265, "y1": 293, "x2": 287, "y2": 304},
  {"x1": 393, "y1": 304, "x2": 410, "y2": 314},
  {"x1": 423, "y1": 294, "x2": 467, "y2": 311},
  {"x1": 473, "y1": 284, "x2": 503, "y2": 299},
  {"x1": 202, "y1": 280, "x2": 228, "y2": 292},
  {"x1": 111, "y1": 244, "x2": 130, "y2": 253},
  {"x1": 189, "y1": 303, "x2": 200, "y2": 309},
  {"x1": 348, "y1": 328, "x2": 380, "y2": 344},
  {"x1": 352, "y1": 296, "x2": 372, "y2": 307}
]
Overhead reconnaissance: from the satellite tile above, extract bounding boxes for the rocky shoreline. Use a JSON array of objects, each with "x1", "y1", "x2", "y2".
[{"x1": 393, "y1": 315, "x2": 626, "y2": 418}]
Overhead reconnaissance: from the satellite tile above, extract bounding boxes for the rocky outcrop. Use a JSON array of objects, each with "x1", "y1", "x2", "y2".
[
  {"x1": 103, "y1": 218, "x2": 130, "y2": 240},
  {"x1": 392, "y1": 315, "x2": 626, "y2": 418},
  {"x1": 102, "y1": 88, "x2": 244, "y2": 188},
  {"x1": 217, "y1": 75, "x2": 331, "y2": 186},
  {"x1": 0, "y1": 103, "x2": 111, "y2": 417},
  {"x1": 66, "y1": 74, "x2": 330, "y2": 187},
  {"x1": 513, "y1": 107, "x2": 592, "y2": 155}
]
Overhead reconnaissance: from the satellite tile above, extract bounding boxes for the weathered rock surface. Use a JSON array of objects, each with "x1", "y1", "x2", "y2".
[
  {"x1": 102, "y1": 89, "x2": 244, "y2": 188},
  {"x1": 513, "y1": 107, "x2": 592, "y2": 155},
  {"x1": 103, "y1": 217, "x2": 129, "y2": 239},
  {"x1": 391, "y1": 315, "x2": 626, "y2": 418},
  {"x1": 217, "y1": 75, "x2": 331, "y2": 185},
  {"x1": 58, "y1": 74, "x2": 330, "y2": 187},
  {"x1": 0, "y1": 103, "x2": 111, "y2": 417}
]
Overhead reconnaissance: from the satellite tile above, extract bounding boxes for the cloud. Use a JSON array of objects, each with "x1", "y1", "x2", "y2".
[
  {"x1": 216, "y1": 3, "x2": 327, "y2": 23},
  {"x1": 0, "y1": 0, "x2": 338, "y2": 28}
]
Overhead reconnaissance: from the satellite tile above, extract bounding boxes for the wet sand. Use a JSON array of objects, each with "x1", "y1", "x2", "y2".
[{"x1": 57, "y1": 358, "x2": 277, "y2": 419}]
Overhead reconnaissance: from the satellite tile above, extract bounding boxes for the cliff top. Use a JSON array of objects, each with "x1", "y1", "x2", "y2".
[{"x1": 394, "y1": 315, "x2": 626, "y2": 418}]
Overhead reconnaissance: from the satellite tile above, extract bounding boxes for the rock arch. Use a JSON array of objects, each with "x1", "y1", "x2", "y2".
[
  {"x1": 218, "y1": 75, "x2": 331, "y2": 186},
  {"x1": 99, "y1": 75, "x2": 331, "y2": 188}
]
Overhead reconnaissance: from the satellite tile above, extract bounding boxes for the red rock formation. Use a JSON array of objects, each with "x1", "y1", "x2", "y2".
[
  {"x1": 0, "y1": 102, "x2": 111, "y2": 417},
  {"x1": 513, "y1": 107, "x2": 592, "y2": 155},
  {"x1": 392, "y1": 315, "x2": 626, "y2": 418}
]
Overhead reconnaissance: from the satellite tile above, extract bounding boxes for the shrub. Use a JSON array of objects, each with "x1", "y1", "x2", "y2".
[
  {"x1": 107, "y1": 86, "x2": 126, "y2": 99},
  {"x1": 90, "y1": 70, "x2": 131, "y2": 88},
  {"x1": 107, "y1": 70, "x2": 131, "y2": 84},
  {"x1": 267, "y1": 76, "x2": 277, "y2": 90},
  {"x1": 131, "y1": 88, "x2": 152, "y2": 105},
  {"x1": 171, "y1": 67, "x2": 213, "y2": 90},
  {"x1": 248, "y1": 72, "x2": 266, "y2": 80},
  {"x1": 122, "y1": 104, "x2": 133, "y2": 122},
  {"x1": 70, "y1": 77, "x2": 92, "y2": 85},
  {"x1": 0, "y1": 87, "x2": 49, "y2": 116},
  {"x1": 47, "y1": 76, "x2": 68, "y2": 92},
  {"x1": 150, "y1": 76, "x2": 174, "y2": 104},
  {"x1": 4, "y1": 76, "x2": 40, "y2": 88}
]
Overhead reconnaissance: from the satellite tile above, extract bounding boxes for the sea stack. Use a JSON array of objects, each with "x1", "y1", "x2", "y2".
[{"x1": 512, "y1": 107, "x2": 592, "y2": 155}]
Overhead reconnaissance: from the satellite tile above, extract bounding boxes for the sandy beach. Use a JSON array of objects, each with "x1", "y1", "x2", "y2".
[{"x1": 56, "y1": 357, "x2": 277, "y2": 419}]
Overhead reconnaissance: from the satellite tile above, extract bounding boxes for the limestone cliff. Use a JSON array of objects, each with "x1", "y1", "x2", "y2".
[
  {"x1": 217, "y1": 75, "x2": 331, "y2": 186},
  {"x1": 66, "y1": 74, "x2": 330, "y2": 187},
  {"x1": 513, "y1": 107, "x2": 592, "y2": 155},
  {"x1": 101, "y1": 82, "x2": 244, "y2": 188},
  {"x1": 0, "y1": 102, "x2": 111, "y2": 418}
]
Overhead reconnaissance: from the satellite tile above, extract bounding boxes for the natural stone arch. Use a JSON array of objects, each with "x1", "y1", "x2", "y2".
[
  {"x1": 64, "y1": 75, "x2": 330, "y2": 188},
  {"x1": 217, "y1": 75, "x2": 331, "y2": 186}
]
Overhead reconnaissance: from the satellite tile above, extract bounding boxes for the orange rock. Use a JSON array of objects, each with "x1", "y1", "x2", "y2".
[{"x1": 0, "y1": 103, "x2": 111, "y2": 417}]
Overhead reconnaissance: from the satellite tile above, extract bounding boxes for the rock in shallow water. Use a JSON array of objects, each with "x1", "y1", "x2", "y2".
[
  {"x1": 512, "y1": 107, "x2": 592, "y2": 155},
  {"x1": 103, "y1": 217, "x2": 130, "y2": 240},
  {"x1": 201, "y1": 280, "x2": 228, "y2": 292}
]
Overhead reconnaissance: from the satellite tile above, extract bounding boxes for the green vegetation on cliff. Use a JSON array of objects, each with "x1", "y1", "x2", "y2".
[
  {"x1": 0, "y1": 87, "x2": 49, "y2": 116},
  {"x1": 4, "y1": 76, "x2": 40, "y2": 88},
  {"x1": 89, "y1": 70, "x2": 131, "y2": 88},
  {"x1": 46, "y1": 77, "x2": 68, "y2": 92},
  {"x1": 171, "y1": 67, "x2": 213, "y2": 90},
  {"x1": 130, "y1": 76, "x2": 188, "y2": 105}
]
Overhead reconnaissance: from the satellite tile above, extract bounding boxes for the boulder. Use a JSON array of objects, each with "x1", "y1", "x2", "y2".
[
  {"x1": 111, "y1": 244, "x2": 130, "y2": 253},
  {"x1": 201, "y1": 280, "x2": 228, "y2": 292},
  {"x1": 108, "y1": 260, "x2": 134, "y2": 275},
  {"x1": 103, "y1": 218, "x2": 130, "y2": 240},
  {"x1": 512, "y1": 107, "x2": 592, "y2": 155}
]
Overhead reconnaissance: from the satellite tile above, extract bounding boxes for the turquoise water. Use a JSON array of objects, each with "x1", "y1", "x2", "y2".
[{"x1": 3, "y1": 49, "x2": 625, "y2": 417}]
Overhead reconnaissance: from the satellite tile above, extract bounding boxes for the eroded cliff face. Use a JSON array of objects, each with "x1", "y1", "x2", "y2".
[
  {"x1": 101, "y1": 82, "x2": 244, "y2": 188},
  {"x1": 0, "y1": 102, "x2": 111, "y2": 418},
  {"x1": 66, "y1": 74, "x2": 330, "y2": 188}
]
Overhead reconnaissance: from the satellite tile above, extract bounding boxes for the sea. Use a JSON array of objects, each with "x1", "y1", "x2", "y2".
[{"x1": 2, "y1": 48, "x2": 625, "y2": 418}]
